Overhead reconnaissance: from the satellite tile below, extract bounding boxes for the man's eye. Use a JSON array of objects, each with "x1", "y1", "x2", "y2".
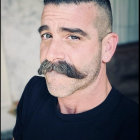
[
  {"x1": 68, "y1": 35, "x2": 80, "y2": 40},
  {"x1": 41, "y1": 33, "x2": 52, "y2": 40}
]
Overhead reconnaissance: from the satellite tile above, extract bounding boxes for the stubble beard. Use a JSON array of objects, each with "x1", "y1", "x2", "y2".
[{"x1": 45, "y1": 49, "x2": 102, "y2": 98}]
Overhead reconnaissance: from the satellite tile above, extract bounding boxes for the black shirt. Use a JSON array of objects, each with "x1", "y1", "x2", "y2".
[{"x1": 13, "y1": 76, "x2": 139, "y2": 140}]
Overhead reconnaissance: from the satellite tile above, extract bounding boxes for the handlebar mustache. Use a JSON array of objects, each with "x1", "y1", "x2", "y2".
[{"x1": 38, "y1": 59, "x2": 87, "y2": 79}]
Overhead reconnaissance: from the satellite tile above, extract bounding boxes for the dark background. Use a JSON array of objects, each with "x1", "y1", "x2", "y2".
[{"x1": 107, "y1": 42, "x2": 139, "y2": 103}]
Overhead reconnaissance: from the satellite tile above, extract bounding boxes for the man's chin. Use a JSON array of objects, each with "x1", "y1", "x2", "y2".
[
  {"x1": 44, "y1": 72, "x2": 77, "y2": 97},
  {"x1": 47, "y1": 85, "x2": 73, "y2": 98}
]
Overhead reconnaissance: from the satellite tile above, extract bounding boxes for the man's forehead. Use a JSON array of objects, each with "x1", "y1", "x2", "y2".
[
  {"x1": 42, "y1": 2, "x2": 97, "y2": 16},
  {"x1": 41, "y1": 2, "x2": 98, "y2": 27}
]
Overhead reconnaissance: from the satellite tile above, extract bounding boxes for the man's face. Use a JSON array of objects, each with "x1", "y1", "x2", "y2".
[{"x1": 40, "y1": 2, "x2": 102, "y2": 97}]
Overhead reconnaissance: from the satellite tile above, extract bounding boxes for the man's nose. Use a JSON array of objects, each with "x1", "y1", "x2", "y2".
[{"x1": 45, "y1": 39, "x2": 65, "y2": 62}]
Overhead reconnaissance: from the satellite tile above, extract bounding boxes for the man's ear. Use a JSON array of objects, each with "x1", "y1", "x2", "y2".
[{"x1": 101, "y1": 33, "x2": 118, "y2": 63}]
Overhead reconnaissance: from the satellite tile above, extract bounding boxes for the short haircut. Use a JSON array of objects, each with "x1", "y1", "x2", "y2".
[{"x1": 43, "y1": 0, "x2": 113, "y2": 41}]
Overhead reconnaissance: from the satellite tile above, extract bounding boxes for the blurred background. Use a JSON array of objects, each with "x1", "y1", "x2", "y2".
[{"x1": 1, "y1": 0, "x2": 139, "y2": 139}]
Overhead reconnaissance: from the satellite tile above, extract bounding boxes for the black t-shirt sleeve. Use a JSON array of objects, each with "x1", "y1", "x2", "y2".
[{"x1": 13, "y1": 76, "x2": 40, "y2": 140}]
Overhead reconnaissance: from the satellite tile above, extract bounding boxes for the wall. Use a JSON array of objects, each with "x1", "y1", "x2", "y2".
[
  {"x1": 110, "y1": 0, "x2": 139, "y2": 44},
  {"x1": 1, "y1": 40, "x2": 12, "y2": 107},
  {"x1": 1, "y1": 0, "x2": 43, "y2": 102}
]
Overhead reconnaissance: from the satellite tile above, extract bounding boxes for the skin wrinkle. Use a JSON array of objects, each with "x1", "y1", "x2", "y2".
[
  {"x1": 41, "y1": 7, "x2": 74, "y2": 23},
  {"x1": 41, "y1": 3, "x2": 97, "y2": 28}
]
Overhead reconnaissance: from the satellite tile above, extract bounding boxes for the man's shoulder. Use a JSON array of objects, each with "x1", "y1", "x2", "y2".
[
  {"x1": 120, "y1": 93, "x2": 138, "y2": 117},
  {"x1": 113, "y1": 87, "x2": 138, "y2": 118},
  {"x1": 112, "y1": 88, "x2": 139, "y2": 138},
  {"x1": 22, "y1": 75, "x2": 51, "y2": 103},
  {"x1": 18, "y1": 76, "x2": 52, "y2": 114},
  {"x1": 27, "y1": 75, "x2": 46, "y2": 86},
  {"x1": 25, "y1": 75, "x2": 47, "y2": 91}
]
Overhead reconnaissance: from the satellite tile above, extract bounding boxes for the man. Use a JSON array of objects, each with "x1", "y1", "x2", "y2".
[{"x1": 13, "y1": 0, "x2": 138, "y2": 140}]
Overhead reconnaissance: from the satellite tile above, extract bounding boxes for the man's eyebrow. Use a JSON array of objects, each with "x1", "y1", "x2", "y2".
[
  {"x1": 38, "y1": 25, "x2": 49, "y2": 33},
  {"x1": 60, "y1": 27, "x2": 89, "y2": 37},
  {"x1": 38, "y1": 26, "x2": 89, "y2": 37}
]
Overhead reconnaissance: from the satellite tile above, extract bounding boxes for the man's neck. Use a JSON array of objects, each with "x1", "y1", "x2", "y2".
[{"x1": 57, "y1": 68, "x2": 112, "y2": 114}]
